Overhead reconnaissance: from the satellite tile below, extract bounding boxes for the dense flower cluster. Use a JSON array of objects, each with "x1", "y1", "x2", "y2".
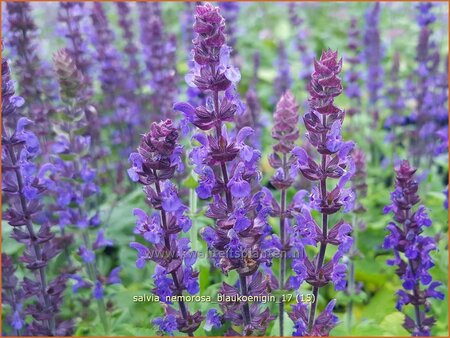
[
  {"x1": 139, "y1": 2, "x2": 178, "y2": 120},
  {"x1": 2, "y1": 57, "x2": 72, "y2": 336},
  {"x1": 363, "y1": 3, "x2": 383, "y2": 124},
  {"x1": 1, "y1": 2, "x2": 448, "y2": 337},
  {"x1": 5, "y1": 2, "x2": 54, "y2": 139},
  {"x1": 409, "y1": 3, "x2": 448, "y2": 164},
  {"x1": 128, "y1": 120, "x2": 202, "y2": 336},
  {"x1": 383, "y1": 160, "x2": 444, "y2": 336},
  {"x1": 345, "y1": 17, "x2": 362, "y2": 117},
  {"x1": 175, "y1": 3, "x2": 275, "y2": 335},
  {"x1": 289, "y1": 49, "x2": 354, "y2": 336},
  {"x1": 116, "y1": 2, "x2": 143, "y2": 98},
  {"x1": 90, "y1": 2, "x2": 138, "y2": 157}
]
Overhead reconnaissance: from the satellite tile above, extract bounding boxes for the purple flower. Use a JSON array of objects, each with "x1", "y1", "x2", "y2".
[
  {"x1": 107, "y1": 267, "x2": 122, "y2": 285},
  {"x1": 218, "y1": 2, "x2": 240, "y2": 58},
  {"x1": 70, "y1": 275, "x2": 91, "y2": 293},
  {"x1": 78, "y1": 246, "x2": 95, "y2": 263},
  {"x1": 345, "y1": 17, "x2": 363, "y2": 116},
  {"x1": 5, "y1": 2, "x2": 54, "y2": 139},
  {"x1": 236, "y1": 53, "x2": 263, "y2": 149},
  {"x1": 2, "y1": 58, "x2": 72, "y2": 336},
  {"x1": 274, "y1": 42, "x2": 292, "y2": 100},
  {"x1": 132, "y1": 208, "x2": 163, "y2": 244},
  {"x1": 50, "y1": 49, "x2": 118, "y2": 333},
  {"x1": 93, "y1": 230, "x2": 113, "y2": 250},
  {"x1": 93, "y1": 281, "x2": 104, "y2": 299},
  {"x1": 288, "y1": 3, "x2": 315, "y2": 86},
  {"x1": 175, "y1": 3, "x2": 275, "y2": 335},
  {"x1": 57, "y1": 2, "x2": 92, "y2": 95},
  {"x1": 128, "y1": 119, "x2": 203, "y2": 335},
  {"x1": 90, "y1": 3, "x2": 135, "y2": 156},
  {"x1": 363, "y1": 3, "x2": 383, "y2": 124},
  {"x1": 153, "y1": 314, "x2": 177, "y2": 336},
  {"x1": 204, "y1": 309, "x2": 223, "y2": 331},
  {"x1": 384, "y1": 160, "x2": 443, "y2": 335},
  {"x1": 409, "y1": 3, "x2": 447, "y2": 164},
  {"x1": 138, "y1": 2, "x2": 178, "y2": 121},
  {"x1": 289, "y1": 50, "x2": 354, "y2": 335}
]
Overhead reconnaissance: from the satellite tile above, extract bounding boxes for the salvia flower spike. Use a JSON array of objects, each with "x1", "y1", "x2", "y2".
[
  {"x1": 274, "y1": 42, "x2": 292, "y2": 101},
  {"x1": 383, "y1": 160, "x2": 444, "y2": 336},
  {"x1": 345, "y1": 17, "x2": 362, "y2": 117},
  {"x1": 57, "y1": 2, "x2": 92, "y2": 95},
  {"x1": 128, "y1": 120, "x2": 203, "y2": 336},
  {"x1": 289, "y1": 49, "x2": 355, "y2": 336},
  {"x1": 2, "y1": 57, "x2": 72, "y2": 336},
  {"x1": 5, "y1": 2, "x2": 54, "y2": 140},
  {"x1": 270, "y1": 91, "x2": 300, "y2": 336},
  {"x1": 288, "y1": 2, "x2": 315, "y2": 87},
  {"x1": 139, "y1": 2, "x2": 178, "y2": 121},
  {"x1": 384, "y1": 52, "x2": 406, "y2": 155},
  {"x1": 174, "y1": 3, "x2": 275, "y2": 335},
  {"x1": 51, "y1": 49, "x2": 120, "y2": 334},
  {"x1": 363, "y1": 3, "x2": 383, "y2": 125}
]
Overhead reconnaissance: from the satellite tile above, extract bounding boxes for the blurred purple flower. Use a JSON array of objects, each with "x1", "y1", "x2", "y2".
[{"x1": 384, "y1": 160, "x2": 444, "y2": 335}]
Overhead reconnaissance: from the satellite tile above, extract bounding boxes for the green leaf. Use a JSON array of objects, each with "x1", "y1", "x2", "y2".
[
  {"x1": 183, "y1": 173, "x2": 199, "y2": 189},
  {"x1": 379, "y1": 312, "x2": 410, "y2": 336},
  {"x1": 269, "y1": 312, "x2": 294, "y2": 336}
]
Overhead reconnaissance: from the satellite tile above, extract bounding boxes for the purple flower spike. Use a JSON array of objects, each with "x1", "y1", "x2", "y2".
[
  {"x1": 269, "y1": 90, "x2": 301, "y2": 335},
  {"x1": 2, "y1": 58, "x2": 73, "y2": 336},
  {"x1": 289, "y1": 50, "x2": 354, "y2": 335},
  {"x1": 345, "y1": 17, "x2": 362, "y2": 117},
  {"x1": 5, "y1": 2, "x2": 55, "y2": 140},
  {"x1": 90, "y1": 3, "x2": 136, "y2": 157},
  {"x1": 128, "y1": 120, "x2": 203, "y2": 336},
  {"x1": 274, "y1": 42, "x2": 292, "y2": 100},
  {"x1": 57, "y1": 2, "x2": 92, "y2": 95},
  {"x1": 409, "y1": 3, "x2": 447, "y2": 165},
  {"x1": 384, "y1": 161, "x2": 443, "y2": 336},
  {"x1": 363, "y1": 3, "x2": 383, "y2": 125},
  {"x1": 384, "y1": 52, "x2": 407, "y2": 150},
  {"x1": 175, "y1": 3, "x2": 275, "y2": 335},
  {"x1": 139, "y1": 2, "x2": 178, "y2": 121},
  {"x1": 50, "y1": 49, "x2": 119, "y2": 333},
  {"x1": 288, "y1": 3, "x2": 315, "y2": 87}
]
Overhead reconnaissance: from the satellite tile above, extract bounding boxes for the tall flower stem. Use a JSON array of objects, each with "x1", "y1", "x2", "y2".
[
  {"x1": 154, "y1": 172, "x2": 195, "y2": 337},
  {"x1": 2, "y1": 126, "x2": 55, "y2": 335},
  {"x1": 270, "y1": 91, "x2": 300, "y2": 335},
  {"x1": 383, "y1": 160, "x2": 444, "y2": 335},
  {"x1": 307, "y1": 114, "x2": 329, "y2": 331},
  {"x1": 404, "y1": 209, "x2": 423, "y2": 332},
  {"x1": 279, "y1": 154, "x2": 287, "y2": 336},
  {"x1": 346, "y1": 214, "x2": 357, "y2": 333},
  {"x1": 212, "y1": 89, "x2": 251, "y2": 327},
  {"x1": 81, "y1": 230, "x2": 109, "y2": 334}
]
